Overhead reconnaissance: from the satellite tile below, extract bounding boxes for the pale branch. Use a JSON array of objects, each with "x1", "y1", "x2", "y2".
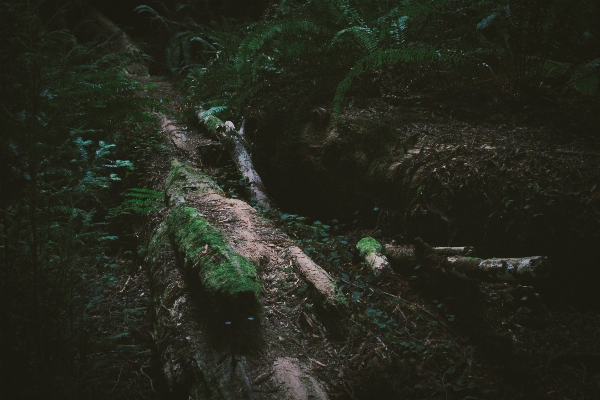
[{"x1": 196, "y1": 110, "x2": 272, "y2": 210}]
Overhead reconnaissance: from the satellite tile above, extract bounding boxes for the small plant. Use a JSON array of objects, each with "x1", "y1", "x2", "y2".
[{"x1": 108, "y1": 188, "x2": 164, "y2": 218}]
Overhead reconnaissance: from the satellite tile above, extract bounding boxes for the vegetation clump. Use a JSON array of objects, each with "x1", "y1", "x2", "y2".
[{"x1": 356, "y1": 237, "x2": 383, "y2": 256}]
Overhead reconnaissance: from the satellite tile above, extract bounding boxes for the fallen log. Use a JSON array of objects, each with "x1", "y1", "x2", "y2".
[
  {"x1": 414, "y1": 238, "x2": 549, "y2": 281},
  {"x1": 165, "y1": 158, "x2": 341, "y2": 309},
  {"x1": 197, "y1": 111, "x2": 272, "y2": 210},
  {"x1": 166, "y1": 205, "x2": 262, "y2": 317},
  {"x1": 356, "y1": 237, "x2": 391, "y2": 275},
  {"x1": 145, "y1": 222, "x2": 251, "y2": 399},
  {"x1": 384, "y1": 243, "x2": 475, "y2": 269}
]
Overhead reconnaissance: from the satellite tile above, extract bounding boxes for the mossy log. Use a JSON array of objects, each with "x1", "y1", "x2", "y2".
[
  {"x1": 356, "y1": 237, "x2": 391, "y2": 275},
  {"x1": 414, "y1": 238, "x2": 549, "y2": 281},
  {"x1": 439, "y1": 255, "x2": 549, "y2": 281},
  {"x1": 167, "y1": 205, "x2": 262, "y2": 316},
  {"x1": 145, "y1": 223, "x2": 249, "y2": 399},
  {"x1": 165, "y1": 158, "x2": 340, "y2": 308},
  {"x1": 197, "y1": 111, "x2": 272, "y2": 210}
]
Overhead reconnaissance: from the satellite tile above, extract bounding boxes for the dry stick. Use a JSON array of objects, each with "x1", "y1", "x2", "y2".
[
  {"x1": 110, "y1": 362, "x2": 123, "y2": 393},
  {"x1": 140, "y1": 358, "x2": 156, "y2": 393},
  {"x1": 117, "y1": 276, "x2": 131, "y2": 293}
]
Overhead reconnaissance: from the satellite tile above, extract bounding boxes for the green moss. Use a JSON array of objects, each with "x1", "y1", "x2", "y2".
[
  {"x1": 201, "y1": 114, "x2": 224, "y2": 134},
  {"x1": 335, "y1": 293, "x2": 349, "y2": 307},
  {"x1": 145, "y1": 223, "x2": 170, "y2": 273},
  {"x1": 167, "y1": 205, "x2": 261, "y2": 305},
  {"x1": 166, "y1": 160, "x2": 223, "y2": 204},
  {"x1": 356, "y1": 237, "x2": 383, "y2": 256}
]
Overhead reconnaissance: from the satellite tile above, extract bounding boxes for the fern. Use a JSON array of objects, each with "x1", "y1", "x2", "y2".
[
  {"x1": 199, "y1": 105, "x2": 228, "y2": 119},
  {"x1": 330, "y1": 26, "x2": 379, "y2": 52},
  {"x1": 333, "y1": 47, "x2": 474, "y2": 118},
  {"x1": 237, "y1": 20, "x2": 328, "y2": 67},
  {"x1": 108, "y1": 188, "x2": 164, "y2": 218}
]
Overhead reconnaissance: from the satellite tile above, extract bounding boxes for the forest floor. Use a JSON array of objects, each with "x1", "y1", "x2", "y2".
[{"x1": 90, "y1": 72, "x2": 600, "y2": 400}]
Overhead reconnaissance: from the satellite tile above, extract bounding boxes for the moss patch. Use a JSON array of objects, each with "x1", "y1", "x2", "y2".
[
  {"x1": 356, "y1": 237, "x2": 383, "y2": 257},
  {"x1": 167, "y1": 205, "x2": 261, "y2": 312},
  {"x1": 166, "y1": 160, "x2": 223, "y2": 205}
]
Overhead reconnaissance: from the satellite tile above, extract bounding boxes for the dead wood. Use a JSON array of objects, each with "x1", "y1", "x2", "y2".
[
  {"x1": 87, "y1": 7, "x2": 148, "y2": 76},
  {"x1": 385, "y1": 243, "x2": 475, "y2": 269},
  {"x1": 356, "y1": 237, "x2": 391, "y2": 275},
  {"x1": 197, "y1": 111, "x2": 272, "y2": 210},
  {"x1": 145, "y1": 223, "x2": 247, "y2": 399},
  {"x1": 413, "y1": 238, "x2": 549, "y2": 281}
]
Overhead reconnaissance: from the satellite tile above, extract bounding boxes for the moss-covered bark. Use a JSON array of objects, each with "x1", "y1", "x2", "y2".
[
  {"x1": 145, "y1": 223, "x2": 244, "y2": 400},
  {"x1": 356, "y1": 237, "x2": 391, "y2": 275},
  {"x1": 167, "y1": 205, "x2": 262, "y2": 314}
]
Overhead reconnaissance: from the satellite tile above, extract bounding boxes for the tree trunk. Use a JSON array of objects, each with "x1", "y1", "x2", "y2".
[
  {"x1": 145, "y1": 222, "x2": 250, "y2": 399},
  {"x1": 164, "y1": 156, "x2": 340, "y2": 309},
  {"x1": 87, "y1": 7, "x2": 149, "y2": 76}
]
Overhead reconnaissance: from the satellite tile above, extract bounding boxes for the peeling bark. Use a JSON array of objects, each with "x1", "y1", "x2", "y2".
[{"x1": 414, "y1": 238, "x2": 549, "y2": 281}]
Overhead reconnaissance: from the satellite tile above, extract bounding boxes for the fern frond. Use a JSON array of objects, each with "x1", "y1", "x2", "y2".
[
  {"x1": 199, "y1": 106, "x2": 228, "y2": 119},
  {"x1": 331, "y1": 26, "x2": 379, "y2": 53},
  {"x1": 237, "y1": 20, "x2": 327, "y2": 67},
  {"x1": 134, "y1": 5, "x2": 173, "y2": 30},
  {"x1": 333, "y1": 47, "x2": 448, "y2": 117},
  {"x1": 108, "y1": 188, "x2": 163, "y2": 218}
]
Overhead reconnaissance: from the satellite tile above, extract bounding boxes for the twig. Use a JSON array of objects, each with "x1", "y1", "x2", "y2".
[
  {"x1": 140, "y1": 358, "x2": 156, "y2": 392},
  {"x1": 110, "y1": 362, "x2": 123, "y2": 393},
  {"x1": 117, "y1": 276, "x2": 131, "y2": 293},
  {"x1": 555, "y1": 149, "x2": 600, "y2": 157}
]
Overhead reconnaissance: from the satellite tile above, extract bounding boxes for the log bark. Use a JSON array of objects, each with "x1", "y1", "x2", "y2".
[
  {"x1": 197, "y1": 111, "x2": 272, "y2": 210},
  {"x1": 385, "y1": 243, "x2": 475, "y2": 269},
  {"x1": 164, "y1": 157, "x2": 340, "y2": 309},
  {"x1": 145, "y1": 222, "x2": 250, "y2": 399},
  {"x1": 413, "y1": 238, "x2": 549, "y2": 281}
]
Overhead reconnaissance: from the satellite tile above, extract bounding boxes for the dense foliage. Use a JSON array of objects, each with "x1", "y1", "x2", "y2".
[
  {"x1": 0, "y1": 1, "x2": 161, "y2": 397},
  {"x1": 157, "y1": 0, "x2": 600, "y2": 121}
]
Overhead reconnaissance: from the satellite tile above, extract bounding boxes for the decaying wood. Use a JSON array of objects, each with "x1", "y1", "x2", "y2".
[
  {"x1": 414, "y1": 238, "x2": 549, "y2": 281},
  {"x1": 164, "y1": 154, "x2": 340, "y2": 308},
  {"x1": 385, "y1": 243, "x2": 475, "y2": 269},
  {"x1": 272, "y1": 358, "x2": 328, "y2": 400},
  {"x1": 197, "y1": 111, "x2": 272, "y2": 210},
  {"x1": 440, "y1": 255, "x2": 549, "y2": 281},
  {"x1": 146, "y1": 223, "x2": 248, "y2": 399}
]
